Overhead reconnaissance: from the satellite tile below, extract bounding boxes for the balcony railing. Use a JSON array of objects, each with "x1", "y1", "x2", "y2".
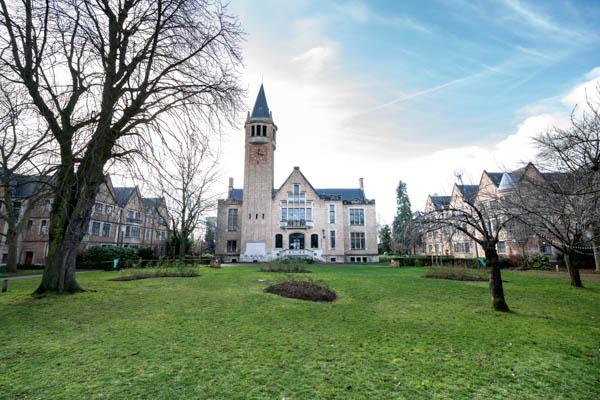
[{"x1": 279, "y1": 219, "x2": 314, "y2": 229}]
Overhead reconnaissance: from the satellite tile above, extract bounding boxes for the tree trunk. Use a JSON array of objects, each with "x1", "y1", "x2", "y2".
[
  {"x1": 179, "y1": 232, "x2": 186, "y2": 263},
  {"x1": 5, "y1": 227, "x2": 19, "y2": 273},
  {"x1": 485, "y1": 246, "x2": 510, "y2": 312},
  {"x1": 593, "y1": 240, "x2": 600, "y2": 272},
  {"x1": 34, "y1": 166, "x2": 102, "y2": 294},
  {"x1": 563, "y1": 250, "x2": 583, "y2": 288}
]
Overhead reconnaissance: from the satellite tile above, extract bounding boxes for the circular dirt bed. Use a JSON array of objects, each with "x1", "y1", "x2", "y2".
[
  {"x1": 108, "y1": 271, "x2": 199, "y2": 281},
  {"x1": 264, "y1": 280, "x2": 336, "y2": 302}
]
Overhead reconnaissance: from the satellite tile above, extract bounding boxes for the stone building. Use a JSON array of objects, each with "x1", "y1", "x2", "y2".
[
  {"x1": 215, "y1": 85, "x2": 378, "y2": 263},
  {"x1": 0, "y1": 174, "x2": 170, "y2": 266},
  {"x1": 422, "y1": 163, "x2": 556, "y2": 260}
]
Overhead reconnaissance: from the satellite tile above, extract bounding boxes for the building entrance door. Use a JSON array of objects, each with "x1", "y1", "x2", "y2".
[
  {"x1": 289, "y1": 233, "x2": 305, "y2": 250},
  {"x1": 24, "y1": 251, "x2": 34, "y2": 266}
]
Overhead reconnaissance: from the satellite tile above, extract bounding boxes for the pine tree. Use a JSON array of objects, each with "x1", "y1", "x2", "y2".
[
  {"x1": 379, "y1": 225, "x2": 392, "y2": 254},
  {"x1": 392, "y1": 181, "x2": 412, "y2": 254}
]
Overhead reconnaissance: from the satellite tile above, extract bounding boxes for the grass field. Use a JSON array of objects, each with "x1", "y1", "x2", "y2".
[{"x1": 1, "y1": 265, "x2": 599, "y2": 399}]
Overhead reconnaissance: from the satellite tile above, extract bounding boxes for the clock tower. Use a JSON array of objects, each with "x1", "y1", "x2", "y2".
[{"x1": 240, "y1": 84, "x2": 277, "y2": 260}]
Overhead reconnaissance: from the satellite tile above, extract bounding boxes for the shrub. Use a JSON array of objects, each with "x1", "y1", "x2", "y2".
[
  {"x1": 264, "y1": 279, "x2": 336, "y2": 302},
  {"x1": 108, "y1": 267, "x2": 199, "y2": 281},
  {"x1": 77, "y1": 246, "x2": 140, "y2": 270},
  {"x1": 273, "y1": 257, "x2": 314, "y2": 264},
  {"x1": 259, "y1": 264, "x2": 311, "y2": 273},
  {"x1": 524, "y1": 254, "x2": 552, "y2": 270},
  {"x1": 423, "y1": 267, "x2": 487, "y2": 282}
]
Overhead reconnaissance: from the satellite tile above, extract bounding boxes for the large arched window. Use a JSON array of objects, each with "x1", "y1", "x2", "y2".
[
  {"x1": 289, "y1": 233, "x2": 305, "y2": 250},
  {"x1": 275, "y1": 234, "x2": 283, "y2": 249},
  {"x1": 310, "y1": 234, "x2": 319, "y2": 249}
]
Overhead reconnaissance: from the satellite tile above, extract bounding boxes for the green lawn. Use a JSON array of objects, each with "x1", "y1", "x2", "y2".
[{"x1": 1, "y1": 265, "x2": 599, "y2": 399}]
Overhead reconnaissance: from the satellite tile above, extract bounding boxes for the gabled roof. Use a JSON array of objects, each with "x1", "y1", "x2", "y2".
[
  {"x1": 250, "y1": 84, "x2": 271, "y2": 119},
  {"x1": 3, "y1": 174, "x2": 51, "y2": 198},
  {"x1": 429, "y1": 195, "x2": 451, "y2": 210},
  {"x1": 113, "y1": 187, "x2": 136, "y2": 207},
  {"x1": 142, "y1": 197, "x2": 163, "y2": 211},
  {"x1": 484, "y1": 171, "x2": 504, "y2": 186},
  {"x1": 456, "y1": 184, "x2": 478, "y2": 203}
]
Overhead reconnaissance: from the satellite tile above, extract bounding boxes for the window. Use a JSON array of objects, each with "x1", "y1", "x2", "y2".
[
  {"x1": 306, "y1": 208, "x2": 312, "y2": 221},
  {"x1": 145, "y1": 228, "x2": 150, "y2": 240},
  {"x1": 497, "y1": 241, "x2": 507, "y2": 254},
  {"x1": 251, "y1": 125, "x2": 255, "y2": 136},
  {"x1": 349, "y1": 208, "x2": 365, "y2": 225},
  {"x1": 541, "y1": 243, "x2": 553, "y2": 255},
  {"x1": 127, "y1": 226, "x2": 140, "y2": 238},
  {"x1": 281, "y1": 207, "x2": 287, "y2": 221},
  {"x1": 226, "y1": 240, "x2": 237, "y2": 253},
  {"x1": 43, "y1": 199, "x2": 51, "y2": 211},
  {"x1": 249, "y1": 213, "x2": 251, "y2": 219},
  {"x1": 91, "y1": 221, "x2": 101, "y2": 236},
  {"x1": 13, "y1": 201, "x2": 21, "y2": 219},
  {"x1": 329, "y1": 205, "x2": 335, "y2": 223},
  {"x1": 293, "y1": 184, "x2": 300, "y2": 195},
  {"x1": 453, "y1": 242, "x2": 471, "y2": 253},
  {"x1": 40, "y1": 220, "x2": 48, "y2": 235},
  {"x1": 311, "y1": 234, "x2": 319, "y2": 249},
  {"x1": 275, "y1": 234, "x2": 283, "y2": 249},
  {"x1": 330, "y1": 230, "x2": 336, "y2": 249},
  {"x1": 105, "y1": 205, "x2": 113, "y2": 215},
  {"x1": 289, "y1": 233, "x2": 305, "y2": 250},
  {"x1": 27, "y1": 219, "x2": 33, "y2": 231},
  {"x1": 94, "y1": 203, "x2": 103, "y2": 215},
  {"x1": 102, "y1": 223, "x2": 110, "y2": 237},
  {"x1": 351, "y1": 232, "x2": 366, "y2": 250},
  {"x1": 227, "y1": 209, "x2": 238, "y2": 231},
  {"x1": 330, "y1": 257, "x2": 336, "y2": 263}
]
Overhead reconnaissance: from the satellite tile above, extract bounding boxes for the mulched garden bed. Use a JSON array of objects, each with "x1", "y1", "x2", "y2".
[
  {"x1": 258, "y1": 265, "x2": 311, "y2": 273},
  {"x1": 264, "y1": 280, "x2": 336, "y2": 302},
  {"x1": 108, "y1": 271, "x2": 199, "y2": 281},
  {"x1": 423, "y1": 267, "x2": 487, "y2": 282}
]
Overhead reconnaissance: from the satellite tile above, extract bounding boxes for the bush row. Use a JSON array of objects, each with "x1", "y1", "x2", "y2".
[{"x1": 381, "y1": 254, "x2": 553, "y2": 270}]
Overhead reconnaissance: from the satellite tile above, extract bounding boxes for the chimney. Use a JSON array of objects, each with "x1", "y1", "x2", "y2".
[
  {"x1": 359, "y1": 177, "x2": 364, "y2": 190},
  {"x1": 294, "y1": 166, "x2": 300, "y2": 171},
  {"x1": 228, "y1": 177, "x2": 234, "y2": 192}
]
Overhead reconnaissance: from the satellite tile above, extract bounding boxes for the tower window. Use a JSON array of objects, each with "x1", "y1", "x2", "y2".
[
  {"x1": 262, "y1": 213, "x2": 265, "y2": 219},
  {"x1": 251, "y1": 125, "x2": 255, "y2": 136},
  {"x1": 249, "y1": 213, "x2": 251, "y2": 219},
  {"x1": 255, "y1": 213, "x2": 258, "y2": 219},
  {"x1": 262, "y1": 125, "x2": 267, "y2": 136}
]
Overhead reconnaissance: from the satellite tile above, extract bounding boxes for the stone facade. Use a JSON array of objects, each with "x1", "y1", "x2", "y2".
[
  {"x1": 423, "y1": 164, "x2": 556, "y2": 261},
  {"x1": 0, "y1": 174, "x2": 170, "y2": 267},
  {"x1": 215, "y1": 85, "x2": 378, "y2": 263}
]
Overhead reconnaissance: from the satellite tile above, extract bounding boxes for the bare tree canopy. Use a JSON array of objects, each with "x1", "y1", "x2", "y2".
[
  {"x1": 0, "y1": 0, "x2": 244, "y2": 292},
  {"x1": 151, "y1": 117, "x2": 220, "y2": 261},
  {"x1": 421, "y1": 174, "x2": 510, "y2": 312}
]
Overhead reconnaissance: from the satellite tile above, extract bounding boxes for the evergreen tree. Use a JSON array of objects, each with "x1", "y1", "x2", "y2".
[
  {"x1": 203, "y1": 220, "x2": 216, "y2": 255},
  {"x1": 379, "y1": 225, "x2": 392, "y2": 254},
  {"x1": 392, "y1": 180, "x2": 412, "y2": 254}
]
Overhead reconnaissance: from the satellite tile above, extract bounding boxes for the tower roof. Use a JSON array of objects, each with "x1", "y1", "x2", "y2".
[{"x1": 250, "y1": 84, "x2": 271, "y2": 119}]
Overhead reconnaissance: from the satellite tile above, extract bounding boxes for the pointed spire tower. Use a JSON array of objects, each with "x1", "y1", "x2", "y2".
[{"x1": 240, "y1": 84, "x2": 278, "y2": 259}]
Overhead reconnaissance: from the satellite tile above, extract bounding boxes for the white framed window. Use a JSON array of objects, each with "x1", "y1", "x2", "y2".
[
  {"x1": 105, "y1": 205, "x2": 113, "y2": 215},
  {"x1": 329, "y1": 204, "x2": 335, "y2": 224},
  {"x1": 94, "y1": 203, "x2": 104, "y2": 215},
  {"x1": 91, "y1": 221, "x2": 101, "y2": 236},
  {"x1": 349, "y1": 208, "x2": 365, "y2": 225},
  {"x1": 350, "y1": 232, "x2": 366, "y2": 250},
  {"x1": 102, "y1": 223, "x2": 110, "y2": 237},
  {"x1": 43, "y1": 199, "x2": 51, "y2": 211},
  {"x1": 39, "y1": 219, "x2": 49, "y2": 235},
  {"x1": 330, "y1": 230, "x2": 336, "y2": 249},
  {"x1": 497, "y1": 241, "x2": 507, "y2": 254},
  {"x1": 227, "y1": 209, "x2": 239, "y2": 231}
]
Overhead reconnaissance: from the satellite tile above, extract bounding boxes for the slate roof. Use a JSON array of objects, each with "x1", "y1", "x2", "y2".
[
  {"x1": 1, "y1": 174, "x2": 50, "y2": 198},
  {"x1": 485, "y1": 172, "x2": 504, "y2": 186},
  {"x1": 250, "y1": 84, "x2": 271, "y2": 119},
  {"x1": 113, "y1": 187, "x2": 136, "y2": 207},
  {"x1": 456, "y1": 184, "x2": 479, "y2": 203},
  {"x1": 142, "y1": 197, "x2": 162, "y2": 211},
  {"x1": 430, "y1": 195, "x2": 451, "y2": 210},
  {"x1": 227, "y1": 188, "x2": 369, "y2": 203}
]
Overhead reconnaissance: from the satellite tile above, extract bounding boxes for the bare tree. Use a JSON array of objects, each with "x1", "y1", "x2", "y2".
[
  {"x1": 422, "y1": 175, "x2": 511, "y2": 312},
  {"x1": 535, "y1": 89, "x2": 600, "y2": 271},
  {"x1": 0, "y1": 0, "x2": 243, "y2": 292},
  {"x1": 0, "y1": 84, "x2": 53, "y2": 272},
  {"x1": 152, "y1": 120, "x2": 220, "y2": 262},
  {"x1": 505, "y1": 170, "x2": 595, "y2": 287}
]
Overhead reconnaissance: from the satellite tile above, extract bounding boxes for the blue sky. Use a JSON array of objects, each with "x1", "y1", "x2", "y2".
[{"x1": 218, "y1": 0, "x2": 600, "y2": 223}]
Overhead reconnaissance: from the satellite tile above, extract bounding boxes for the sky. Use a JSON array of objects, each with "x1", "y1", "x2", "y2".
[{"x1": 216, "y1": 0, "x2": 600, "y2": 224}]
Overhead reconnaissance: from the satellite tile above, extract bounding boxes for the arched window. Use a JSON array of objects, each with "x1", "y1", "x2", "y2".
[
  {"x1": 289, "y1": 233, "x2": 305, "y2": 250},
  {"x1": 275, "y1": 234, "x2": 283, "y2": 249},
  {"x1": 310, "y1": 234, "x2": 319, "y2": 249}
]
